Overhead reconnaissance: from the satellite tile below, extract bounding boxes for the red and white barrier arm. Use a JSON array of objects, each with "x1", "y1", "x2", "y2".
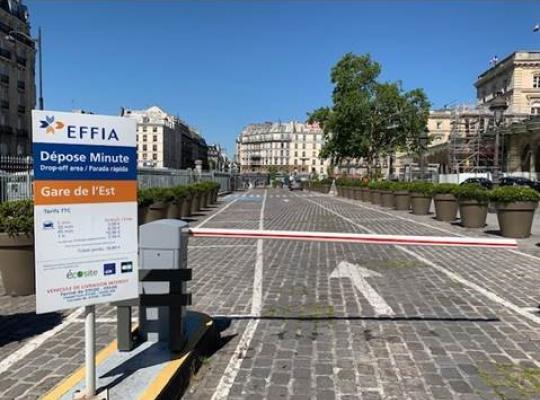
[{"x1": 187, "y1": 228, "x2": 517, "y2": 249}]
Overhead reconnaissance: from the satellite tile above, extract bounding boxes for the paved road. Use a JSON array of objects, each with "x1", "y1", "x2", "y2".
[
  {"x1": 1, "y1": 189, "x2": 540, "y2": 399},
  {"x1": 185, "y1": 189, "x2": 540, "y2": 400}
]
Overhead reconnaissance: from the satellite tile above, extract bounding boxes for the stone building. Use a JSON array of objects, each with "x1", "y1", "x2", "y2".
[
  {"x1": 122, "y1": 105, "x2": 208, "y2": 170},
  {"x1": 0, "y1": 0, "x2": 35, "y2": 157},
  {"x1": 475, "y1": 51, "x2": 540, "y2": 118},
  {"x1": 236, "y1": 121, "x2": 330, "y2": 175},
  {"x1": 208, "y1": 143, "x2": 228, "y2": 171}
]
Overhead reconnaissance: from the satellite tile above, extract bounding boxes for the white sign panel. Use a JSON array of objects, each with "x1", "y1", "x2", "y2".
[{"x1": 32, "y1": 110, "x2": 138, "y2": 313}]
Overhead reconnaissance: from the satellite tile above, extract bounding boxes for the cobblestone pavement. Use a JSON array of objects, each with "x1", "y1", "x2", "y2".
[
  {"x1": 0, "y1": 195, "x2": 251, "y2": 400},
  {"x1": 185, "y1": 189, "x2": 540, "y2": 400},
  {"x1": 2, "y1": 189, "x2": 540, "y2": 399}
]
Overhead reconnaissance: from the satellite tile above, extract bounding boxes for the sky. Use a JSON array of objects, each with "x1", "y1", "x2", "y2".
[{"x1": 26, "y1": 0, "x2": 540, "y2": 157}]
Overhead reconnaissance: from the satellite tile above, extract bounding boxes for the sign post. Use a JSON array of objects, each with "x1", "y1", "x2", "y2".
[{"x1": 32, "y1": 111, "x2": 139, "y2": 398}]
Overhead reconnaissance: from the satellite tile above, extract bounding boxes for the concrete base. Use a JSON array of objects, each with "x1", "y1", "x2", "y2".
[{"x1": 44, "y1": 311, "x2": 217, "y2": 400}]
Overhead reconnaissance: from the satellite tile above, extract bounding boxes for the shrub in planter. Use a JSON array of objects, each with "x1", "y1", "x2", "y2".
[
  {"x1": 391, "y1": 182, "x2": 411, "y2": 210},
  {"x1": 0, "y1": 200, "x2": 35, "y2": 296},
  {"x1": 173, "y1": 186, "x2": 190, "y2": 219},
  {"x1": 379, "y1": 181, "x2": 395, "y2": 208},
  {"x1": 161, "y1": 188, "x2": 180, "y2": 219},
  {"x1": 145, "y1": 187, "x2": 169, "y2": 223},
  {"x1": 433, "y1": 183, "x2": 459, "y2": 222},
  {"x1": 138, "y1": 189, "x2": 153, "y2": 225},
  {"x1": 408, "y1": 182, "x2": 434, "y2": 215},
  {"x1": 368, "y1": 181, "x2": 382, "y2": 205},
  {"x1": 490, "y1": 186, "x2": 540, "y2": 238},
  {"x1": 190, "y1": 183, "x2": 206, "y2": 214},
  {"x1": 455, "y1": 184, "x2": 490, "y2": 228}
]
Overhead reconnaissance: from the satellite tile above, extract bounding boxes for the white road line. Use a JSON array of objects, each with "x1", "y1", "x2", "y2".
[
  {"x1": 74, "y1": 318, "x2": 138, "y2": 323},
  {"x1": 333, "y1": 195, "x2": 540, "y2": 262},
  {"x1": 0, "y1": 307, "x2": 84, "y2": 375},
  {"x1": 211, "y1": 189, "x2": 267, "y2": 400},
  {"x1": 299, "y1": 194, "x2": 540, "y2": 326},
  {"x1": 196, "y1": 191, "x2": 250, "y2": 228}
]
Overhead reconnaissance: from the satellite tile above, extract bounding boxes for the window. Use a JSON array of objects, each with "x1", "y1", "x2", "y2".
[
  {"x1": 143, "y1": 144, "x2": 147, "y2": 151},
  {"x1": 436, "y1": 122, "x2": 442, "y2": 129},
  {"x1": 153, "y1": 135, "x2": 157, "y2": 142},
  {"x1": 153, "y1": 127, "x2": 158, "y2": 132},
  {"x1": 534, "y1": 75, "x2": 540, "y2": 89},
  {"x1": 143, "y1": 135, "x2": 147, "y2": 142},
  {"x1": 531, "y1": 103, "x2": 540, "y2": 115},
  {"x1": 152, "y1": 154, "x2": 157, "y2": 160},
  {"x1": 153, "y1": 145, "x2": 157, "y2": 151},
  {"x1": 294, "y1": 151, "x2": 298, "y2": 157},
  {"x1": 142, "y1": 127, "x2": 147, "y2": 132}
]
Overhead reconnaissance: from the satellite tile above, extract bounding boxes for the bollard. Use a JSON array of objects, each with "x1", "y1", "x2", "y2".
[{"x1": 115, "y1": 219, "x2": 191, "y2": 353}]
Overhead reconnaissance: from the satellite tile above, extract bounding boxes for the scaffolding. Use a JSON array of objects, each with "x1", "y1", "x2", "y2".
[{"x1": 448, "y1": 104, "x2": 494, "y2": 173}]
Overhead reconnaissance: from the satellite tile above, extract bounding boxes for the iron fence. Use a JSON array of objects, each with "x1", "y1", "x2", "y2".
[{"x1": 0, "y1": 161, "x2": 234, "y2": 203}]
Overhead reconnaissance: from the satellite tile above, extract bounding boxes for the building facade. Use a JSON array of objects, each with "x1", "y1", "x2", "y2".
[
  {"x1": 122, "y1": 105, "x2": 208, "y2": 170},
  {"x1": 475, "y1": 51, "x2": 540, "y2": 117},
  {"x1": 0, "y1": 0, "x2": 35, "y2": 157},
  {"x1": 236, "y1": 121, "x2": 330, "y2": 175},
  {"x1": 208, "y1": 143, "x2": 228, "y2": 171}
]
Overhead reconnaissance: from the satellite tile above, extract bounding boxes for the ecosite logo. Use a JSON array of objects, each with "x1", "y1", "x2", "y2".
[{"x1": 66, "y1": 269, "x2": 98, "y2": 280}]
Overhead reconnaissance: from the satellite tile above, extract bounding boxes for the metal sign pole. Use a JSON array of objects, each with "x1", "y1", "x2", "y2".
[{"x1": 85, "y1": 305, "x2": 96, "y2": 397}]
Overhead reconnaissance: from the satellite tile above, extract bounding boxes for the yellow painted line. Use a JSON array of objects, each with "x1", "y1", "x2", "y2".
[
  {"x1": 42, "y1": 340, "x2": 118, "y2": 400},
  {"x1": 138, "y1": 351, "x2": 192, "y2": 400},
  {"x1": 139, "y1": 319, "x2": 214, "y2": 400}
]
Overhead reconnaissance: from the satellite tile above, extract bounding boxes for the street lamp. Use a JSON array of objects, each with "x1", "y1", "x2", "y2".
[
  {"x1": 6, "y1": 28, "x2": 43, "y2": 110},
  {"x1": 418, "y1": 128, "x2": 429, "y2": 180},
  {"x1": 489, "y1": 92, "x2": 508, "y2": 183}
]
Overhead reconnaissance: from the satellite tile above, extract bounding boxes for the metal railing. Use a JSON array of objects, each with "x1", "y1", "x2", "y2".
[{"x1": 0, "y1": 159, "x2": 234, "y2": 202}]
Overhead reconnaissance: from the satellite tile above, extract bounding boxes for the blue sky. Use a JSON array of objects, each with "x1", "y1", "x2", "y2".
[{"x1": 26, "y1": 0, "x2": 540, "y2": 156}]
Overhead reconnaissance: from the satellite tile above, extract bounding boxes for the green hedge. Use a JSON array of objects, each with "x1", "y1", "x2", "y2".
[
  {"x1": 0, "y1": 200, "x2": 33, "y2": 237},
  {"x1": 432, "y1": 183, "x2": 459, "y2": 195},
  {"x1": 454, "y1": 183, "x2": 490, "y2": 202},
  {"x1": 138, "y1": 182, "x2": 220, "y2": 205},
  {"x1": 408, "y1": 181, "x2": 435, "y2": 195},
  {"x1": 490, "y1": 186, "x2": 540, "y2": 203}
]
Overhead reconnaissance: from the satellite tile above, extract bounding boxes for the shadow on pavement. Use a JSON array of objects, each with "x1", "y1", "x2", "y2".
[
  {"x1": 213, "y1": 315, "x2": 500, "y2": 323},
  {"x1": 0, "y1": 312, "x2": 63, "y2": 347}
]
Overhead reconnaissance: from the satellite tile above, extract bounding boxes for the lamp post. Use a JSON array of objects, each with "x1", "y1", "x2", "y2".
[
  {"x1": 489, "y1": 92, "x2": 508, "y2": 184},
  {"x1": 6, "y1": 28, "x2": 43, "y2": 110},
  {"x1": 418, "y1": 129, "x2": 429, "y2": 181}
]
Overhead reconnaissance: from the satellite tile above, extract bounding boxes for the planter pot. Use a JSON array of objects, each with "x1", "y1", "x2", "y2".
[
  {"x1": 361, "y1": 188, "x2": 371, "y2": 202},
  {"x1": 353, "y1": 187, "x2": 363, "y2": 200},
  {"x1": 337, "y1": 187, "x2": 344, "y2": 197},
  {"x1": 345, "y1": 188, "x2": 353, "y2": 199},
  {"x1": 191, "y1": 193, "x2": 201, "y2": 214},
  {"x1": 0, "y1": 234, "x2": 35, "y2": 296},
  {"x1": 166, "y1": 201, "x2": 180, "y2": 219},
  {"x1": 202, "y1": 191, "x2": 210, "y2": 208},
  {"x1": 180, "y1": 196, "x2": 192, "y2": 219},
  {"x1": 370, "y1": 190, "x2": 382, "y2": 205},
  {"x1": 393, "y1": 191, "x2": 410, "y2": 210},
  {"x1": 212, "y1": 189, "x2": 218, "y2": 204},
  {"x1": 138, "y1": 206, "x2": 148, "y2": 225},
  {"x1": 410, "y1": 192, "x2": 432, "y2": 215},
  {"x1": 381, "y1": 191, "x2": 394, "y2": 208},
  {"x1": 324, "y1": 185, "x2": 331, "y2": 194},
  {"x1": 433, "y1": 194, "x2": 458, "y2": 222},
  {"x1": 144, "y1": 201, "x2": 168, "y2": 223},
  {"x1": 495, "y1": 201, "x2": 538, "y2": 238},
  {"x1": 459, "y1": 200, "x2": 488, "y2": 228}
]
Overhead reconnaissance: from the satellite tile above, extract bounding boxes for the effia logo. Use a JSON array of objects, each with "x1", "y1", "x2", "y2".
[
  {"x1": 39, "y1": 114, "x2": 120, "y2": 141},
  {"x1": 40, "y1": 116, "x2": 64, "y2": 135}
]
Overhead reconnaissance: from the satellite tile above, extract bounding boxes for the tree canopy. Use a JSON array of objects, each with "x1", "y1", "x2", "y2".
[{"x1": 307, "y1": 53, "x2": 430, "y2": 167}]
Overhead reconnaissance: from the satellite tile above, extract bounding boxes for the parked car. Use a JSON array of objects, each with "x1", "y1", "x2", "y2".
[
  {"x1": 289, "y1": 179, "x2": 303, "y2": 191},
  {"x1": 460, "y1": 177, "x2": 493, "y2": 189},
  {"x1": 499, "y1": 176, "x2": 540, "y2": 192}
]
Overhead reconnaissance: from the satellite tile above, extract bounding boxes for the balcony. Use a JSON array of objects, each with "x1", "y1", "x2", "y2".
[
  {"x1": 0, "y1": 74, "x2": 8, "y2": 85},
  {"x1": 0, "y1": 100, "x2": 9, "y2": 110},
  {"x1": 0, "y1": 47, "x2": 11, "y2": 60},
  {"x1": 16, "y1": 56, "x2": 26, "y2": 67},
  {"x1": 17, "y1": 104, "x2": 25, "y2": 114}
]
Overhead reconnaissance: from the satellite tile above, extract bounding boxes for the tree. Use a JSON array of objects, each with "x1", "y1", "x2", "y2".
[{"x1": 308, "y1": 53, "x2": 430, "y2": 175}]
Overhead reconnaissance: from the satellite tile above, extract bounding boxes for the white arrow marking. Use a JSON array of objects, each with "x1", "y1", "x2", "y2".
[
  {"x1": 283, "y1": 199, "x2": 289, "y2": 202},
  {"x1": 330, "y1": 261, "x2": 394, "y2": 316}
]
